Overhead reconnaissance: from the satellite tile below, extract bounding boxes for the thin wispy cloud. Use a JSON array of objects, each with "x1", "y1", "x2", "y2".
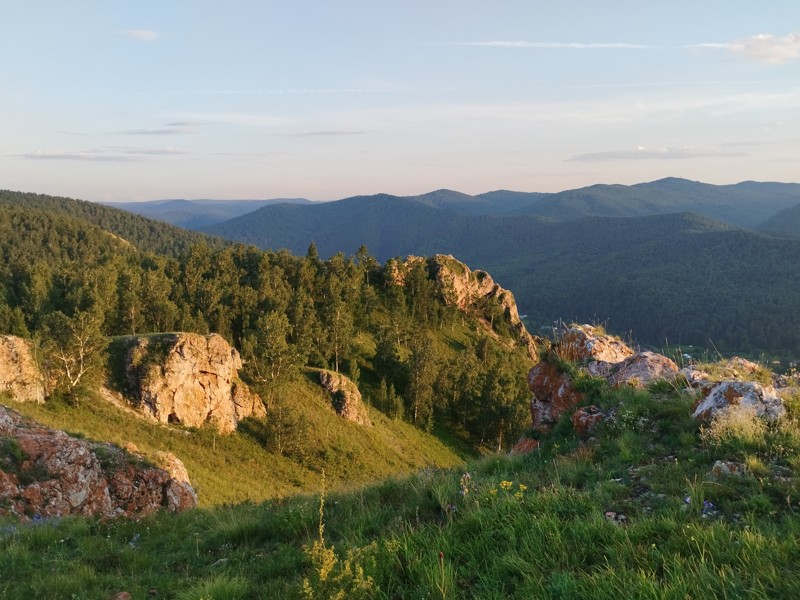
[
  {"x1": 293, "y1": 130, "x2": 367, "y2": 137},
  {"x1": 450, "y1": 41, "x2": 654, "y2": 49},
  {"x1": 168, "y1": 87, "x2": 392, "y2": 96},
  {"x1": 16, "y1": 146, "x2": 186, "y2": 161},
  {"x1": 569, "y1": 146, "x2": 746, "y2": 162},
  {"x1": 118, "y1": 125, "x2": 195, "y2": 135},
  {"x1": 120, "y1": 29, "x2": 159, "y2": 42}
]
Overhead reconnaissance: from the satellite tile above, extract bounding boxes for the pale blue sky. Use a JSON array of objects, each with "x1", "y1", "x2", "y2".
[{"x1": 2, "y1": 1, "x2": 798, "y2": 201}]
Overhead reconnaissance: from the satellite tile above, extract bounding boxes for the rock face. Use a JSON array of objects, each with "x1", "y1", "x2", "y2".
[
  {"x1": 318, "y1": 370, "x2": 371, "y2": 426},
  {"x1": 426, "y1": 254, "x2": 540, "y2": 360},
  {"x1": 0, "y1": 336, "x2": 45, "y2": 403},
  {"x1": 122, "y1": 333, "x2": 264, "y2": 434},
  {"x1": 571, "y1": 405, "x2": 606, "y2": 436},
  {"x1": 528, "y1": 361, "x2": 584, "y2": 430},
  {"x1": 0, "y1": 405, "x2": 197, "y2": 519}
]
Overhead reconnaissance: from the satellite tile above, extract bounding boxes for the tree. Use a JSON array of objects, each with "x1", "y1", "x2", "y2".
[
  {"x1": 241, "y1": 310, "x2": 299, "y2": 406},
  {"x1": 39, "y1": 310, "x2": 107, "y2": 396}
]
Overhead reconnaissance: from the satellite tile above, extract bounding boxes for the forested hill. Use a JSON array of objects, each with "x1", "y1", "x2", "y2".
[
  {"x1": 0, "y1": 190, "x2": 224, "y2": 256},
  {"x1": 0, "y1": 198, "x2": 535, "y2": 452},
  {"x1": 207, "y1": 199, "x2": 800, "y2": 352},
  {"x1": 758, "y1": 202, "x2": 800, "y2": 239}
]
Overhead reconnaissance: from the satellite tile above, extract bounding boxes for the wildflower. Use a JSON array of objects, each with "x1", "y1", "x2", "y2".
[
  {"x1": 459, "y1": 472, "x2": 473, "y2": 496},
  {"x1": 518, "y1": 484, "x2": 527, "y2": 492},
  {"x1": 514, "y1": 492, "x2": 523, "y2": 500},
  {"x1": 489, "y1": 489, "x2": 498, "y2": 495},
  {"x1": 500, "y1": 481, "x2": 513, "y2": 491},
  {"x1": 129, "y1": 533, "x2": 141, "y2": 549},
  {"x1": 684, "y1": 496, "x2": 691, "y2": 504}
]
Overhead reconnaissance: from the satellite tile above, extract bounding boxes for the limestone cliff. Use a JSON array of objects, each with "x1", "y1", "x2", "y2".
[
  {"x1": 0, "y1": 405, "x2": 197, "y2": 519},
  {"x1": 395, "y1": 254, "x2": 540, "y2": 360},
  {"x1": 0, "y1": 336, "x2": 45, "y2": 403},
  {"x1": 119, "y1": 333, "x2": 264, "y2": 433}
]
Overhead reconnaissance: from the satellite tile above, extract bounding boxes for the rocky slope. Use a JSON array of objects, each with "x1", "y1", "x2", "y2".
[{"x1": 0, "y1": 405, "x2": 197, "y2": 520}]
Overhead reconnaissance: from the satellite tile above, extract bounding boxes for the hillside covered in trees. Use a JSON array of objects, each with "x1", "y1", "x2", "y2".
[
  {"x1": 204, "y1": 192, "x2": 800, "y2": 353},
  {"x1": 0, "y1": 192, "x2": 534, "y2": 456}
]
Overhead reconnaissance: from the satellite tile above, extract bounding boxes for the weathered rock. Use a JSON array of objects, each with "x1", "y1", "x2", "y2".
[
  {"x1": 152, "y1": 451, "x2": 192, "y2": 485},
  {"x1": 528, "y1": 361, "x2": 584, "y2": 430},
  {"x1": 572, "y1": 405, "x2": 606, "y2": 436},
  {"x1": 510, "y1": 437, "x2": 539, "y2": 454},
  {"x1": 122, "y1": 333, "x2": 264, "y2": 433},
  {"x1": 709, "y1": 460, "x2": 747, "y2": 479},
  {"x1": 608, "y1": 351, "x2": 680, "y2": 388},
  {"x1": 0, "y1": 335, "x2": 45, "y2": 403},
  {"x1": 691, "y1": 381, "x2": 784, "y2": 422},
  {"x1": 318, "y1": 370, "x2": 371, "y2": 426},
  {"x1": 0, "y1": 405, "x2": 197, "y2": 519},
  {"x1": 561, "y1": 325, "x2": 634, "y2": 364}
]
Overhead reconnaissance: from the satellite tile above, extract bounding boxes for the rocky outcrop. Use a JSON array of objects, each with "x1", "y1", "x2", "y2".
[
  {"x1": 318, "y1": 370, "x2": 371, "y2": 426},
  {"x1": 0, "y1": 405, "x2": 197, "y2": 519},
  {"x1": 529, "y1": 325, "x2": 680, "y2": 431},
  {"x1": 426, "y1": 254, "x2": 540, "y2": 360},
  {"x1": 572, "y1": 405, "x2": 606, "y2": 436},
  {"x1": 561, "y1": 325, "x2": 634, "y2": 365},
  {"x1": 121, "y1": 333, "x2": 264, "y2": 434},
  {"x1": 691, "y1": 381, "x2": 784, "y2": 422},
  {"x1": 0, "y1": 336, "x2": 45, "y2": 403},
  {"x1": 607, "y1": 352, "x2": 680, "y2": 388},
  {"x1": 528, "y1": 361, "x2": 584, "y2": 430}
]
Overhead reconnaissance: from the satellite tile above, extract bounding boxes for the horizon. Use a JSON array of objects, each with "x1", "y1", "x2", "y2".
[{"x1": 2, "y1": 2, "x2": 799, "y2": 202}]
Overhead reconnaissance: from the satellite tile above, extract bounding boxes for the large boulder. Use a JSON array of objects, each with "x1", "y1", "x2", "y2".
[
  {"x1": 0, "y1": 405, "x2": 197, "y2": 519},
  {"x1": 318, "y1": 370, "x2": 371, "y2": 426},
  {"x1": 607, "y1": 351, "x2": 680, "y2": 388},
  {"x1": 121, "y1": 333, "x2": 264, "y2": 433},
  {"x1": 691, "y1": 381, "x2": 784, "y2": 422},
  {"x1": 561, "y1": 325, "x2": 634, "y2": 364},
  {"x1": 0, "y1": 336, "x2": 45, "y2": 403}
]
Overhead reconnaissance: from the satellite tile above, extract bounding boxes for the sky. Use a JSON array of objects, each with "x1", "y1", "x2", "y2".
[{"x1": 1, "y1": 1, "x2": 799, "y2": 201}]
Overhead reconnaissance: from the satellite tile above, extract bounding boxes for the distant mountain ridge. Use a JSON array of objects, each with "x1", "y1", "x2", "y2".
[
  {"x1": 200, "y1": 179, "x2": 800, "y2": 351},
  {"x1": 104, "y1": 197, "x2": 313, "y2": 229}
]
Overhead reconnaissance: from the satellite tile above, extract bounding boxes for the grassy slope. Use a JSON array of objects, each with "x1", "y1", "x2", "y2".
[
  {"x1": 3, "y1": 375, "x2": 465, "y2": 508},
  {"x1": 3, "y1": 383, "x2": 800, "y2": 599}
]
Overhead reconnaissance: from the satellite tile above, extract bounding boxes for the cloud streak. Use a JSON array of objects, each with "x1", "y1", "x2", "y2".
[
  {"x1": 293, "y1": 130, "x2": 366, "y2": 137},
  {"x1": 120, "y1": 29, "x2": 159, "y2": 42},
  {"x1": 449, "y1": 41, "x2": 654, "y2": 49},
  {"x1": 16, "y1": 146, "x2": 186, "y2": 162},
  {"x1": 569, "y1": 146, "x2": 747, "y2": 162},
  {"x1": 118, "y1": 125, "x2": 195, "y2": 135}
]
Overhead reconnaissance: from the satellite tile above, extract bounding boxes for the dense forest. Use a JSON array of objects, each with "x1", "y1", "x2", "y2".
[
  {"x1": 206, "y1": 196, "x2": 800, "y2": 353},
  {"x1": 0, "y1": 195, "x2": 532, "y2": 450}
]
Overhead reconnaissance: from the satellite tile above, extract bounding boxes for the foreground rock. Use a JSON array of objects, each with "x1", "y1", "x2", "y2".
[
  {"x1": 119, "y1": 333, "x2": 264, "y2": 433},
  {"x1": 318, "y1": 370, "x2": 371, "y2": 426},
  {"x1": 0, "y1": 405, "x2": 197, "y2": 519},
  {"x1": 0, "y1": 335, "x2": 45, "y2": 403},
  {"x1": 691, "y1": 381, "x2": 784, "y2": 422},
  {"x1": 529, "y1": 325, "x2": 679, "y2": 431}
]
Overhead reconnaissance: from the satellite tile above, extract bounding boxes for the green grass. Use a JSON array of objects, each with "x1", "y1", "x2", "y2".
[
  {"x1": 3, "y1": 385, "x2": 800, "y2": 598},
  {"x1": 2, "y1": 374, "x2": 466, "y2": 507}
]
